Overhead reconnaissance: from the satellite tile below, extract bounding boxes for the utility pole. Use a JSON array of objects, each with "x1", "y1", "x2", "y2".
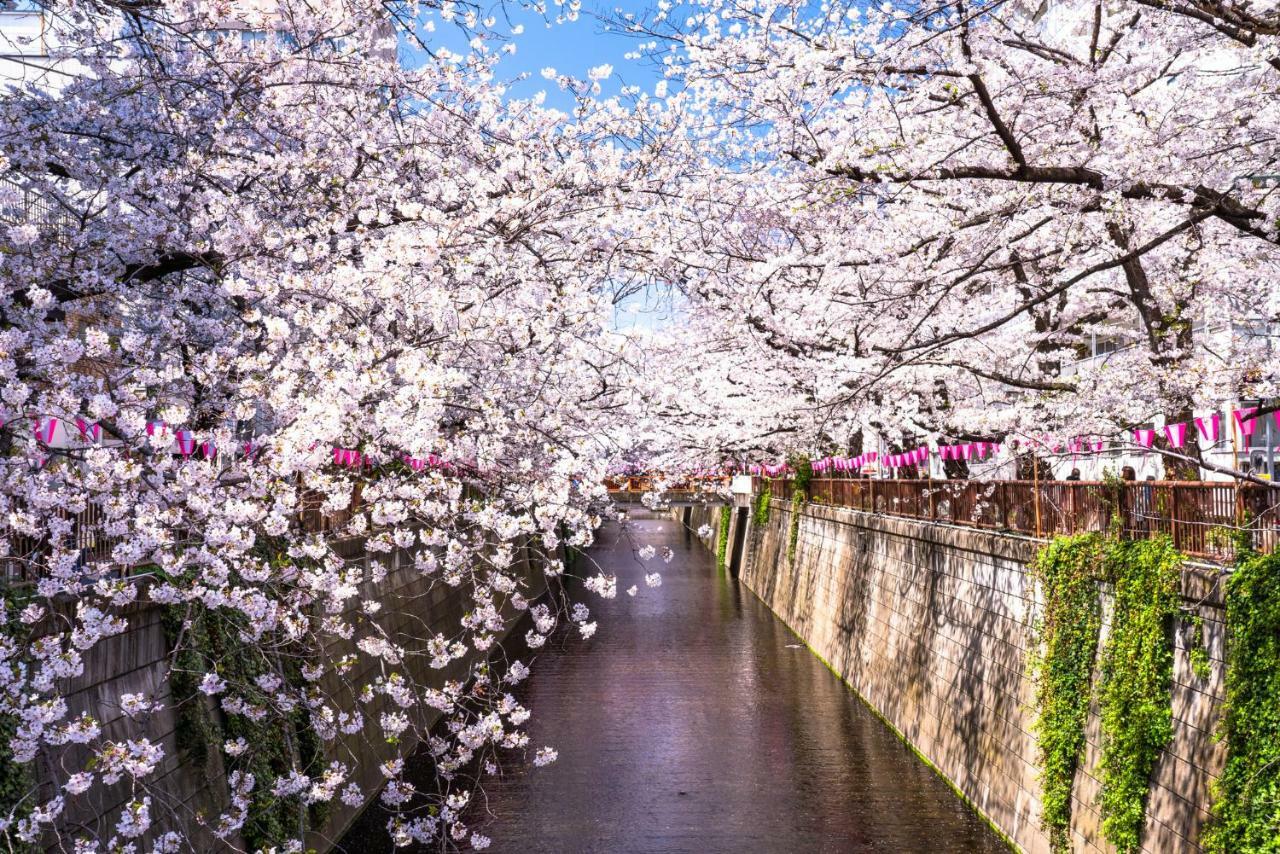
[{"x1": 1267, "y1": 417, "x2": 1275, "y2": 482}]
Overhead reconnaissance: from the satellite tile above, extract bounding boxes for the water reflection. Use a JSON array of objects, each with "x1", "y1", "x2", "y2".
[{"x1": 340, "y1": 510, "x2": 1009, "y2": 853}]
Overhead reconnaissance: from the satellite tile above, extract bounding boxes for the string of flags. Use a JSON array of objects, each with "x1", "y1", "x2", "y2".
[
  {"x1": 18, "y1": 403, "x2": 1278, "y2": 476},
  {"x1": 19, "y1": 416, "x2": 463, "y2": 473},
  {"x1": 749, "y1": 405, "x2": 1272, "y2": 474}
]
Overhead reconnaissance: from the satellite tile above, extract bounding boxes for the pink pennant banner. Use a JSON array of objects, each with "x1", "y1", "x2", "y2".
[
  {"x1": 1164, "y1": 422, "x2": 1187, "y2": 449},
  {"x1": 1133, "y1": 428, "x2": 1156, "y2": 449},
  {"x1": 146, "y1": 421, "x2": 167, "y2": 438},
  {"x1": 201, "y1": 441, "x2": 217, "y2": 460},
  {"x1": 1195, "y1": 413, "x2": 1221, "y2": 444},
  {"x1": 176, "y1": 430, "x2": 195, "y2": 457},
  {"x1": 33, "y1": 417, "x2": 57, "y2": 445},
  {"x1": 332, "y1": 447, "x2": 364, "y2": 467},
  {"x1": 75, "y1": 418, "x2": 101, "y2": 443},
  {"x1": 1234, "y1": 407, "x2": 1258, "y2": 439}
]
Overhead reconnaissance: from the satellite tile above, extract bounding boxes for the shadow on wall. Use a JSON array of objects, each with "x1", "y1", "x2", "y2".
[{"x1": 730, "y1": 500, "x2": 1224, "y2": 854}]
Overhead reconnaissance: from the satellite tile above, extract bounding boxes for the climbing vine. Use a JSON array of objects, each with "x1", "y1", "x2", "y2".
[
  {"x1": 1096, "y1": 537, "x2": 1181, "y2": 854},
  {"x1": 1203, "y1": 548, "x2": 1280, "y2": 853},
  {"x1": 1031, "y1": 533, "x2": 1185, "y2": 854},
  {"x1": 1183, "y1": 612, "x2": 1211, "y2": 683},
  {"x1": 752, "y1": 484, "x2": 771, "y2": 529},
  {"x1": 164, "y1": 598, "x2": 327, "y2": 849},
  {"x1": 716, "y1": 505, "x2": 732, "y2": 572},
  {"x1": 786, "y1": 456, "x2": 812, "y2": 565},
  {"x1": 0, "y1": 593, "x2": 34, "y2": 848},
  {"x1": 161, "y1": 605, "x2": 221, "y2": 771},
  {"x1": 1029, "y1": 533, "x2": 1104, "y2": 852}
]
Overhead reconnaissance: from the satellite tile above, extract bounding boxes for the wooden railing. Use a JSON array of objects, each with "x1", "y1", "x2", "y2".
[
  {"x1": 3, "y1": 503, "x2": 117, "y2": 582},
  {"x1": 763, "y1": 477, "x2": 1280, "y2": 560}
]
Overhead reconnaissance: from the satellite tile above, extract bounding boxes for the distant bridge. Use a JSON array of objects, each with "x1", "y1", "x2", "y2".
[
  {"x1": 608, "y1": 490, "x2": 731, "y2": 508},
  {"x1": 604, "y1": 476, "x2": 733, "y2": 508}
]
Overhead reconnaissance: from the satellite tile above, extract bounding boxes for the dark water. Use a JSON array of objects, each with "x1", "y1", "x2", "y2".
[{"x1": 346, "y1": 510, "x2": 1009, "y2": 853}]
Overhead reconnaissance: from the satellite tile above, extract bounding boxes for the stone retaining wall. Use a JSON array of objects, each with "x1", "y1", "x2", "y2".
[
  {"x1": 684, "y1": 499, "x2": 1226, "y2": 854},
  {"x1": 42, "y1": 541, "x2": 546, "y2": 850}
]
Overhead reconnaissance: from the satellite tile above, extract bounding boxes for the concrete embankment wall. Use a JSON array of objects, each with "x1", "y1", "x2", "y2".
[
  {"x1": 43, "y1": 540, "x2": 546, "y2": 851},
  {"x1": 681, "y1": 499, "x2": 1225, "y2": 854}
]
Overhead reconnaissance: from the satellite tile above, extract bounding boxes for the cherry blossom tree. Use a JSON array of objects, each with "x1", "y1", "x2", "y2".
[
  {"x1": 0, "y1": 0, "x2": 675, "y2": 848},
  {"x1": 624, "y1": 0, "x2": 1280, "y2": 473},
  {"x1": 5, "y1": 0, "x2": 1280, "y2": 848}
]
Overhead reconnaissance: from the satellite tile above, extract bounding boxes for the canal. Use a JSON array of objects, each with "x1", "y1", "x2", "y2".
[{"x1": 344, "y1": 509, "x2": 1009, "y2": 853}]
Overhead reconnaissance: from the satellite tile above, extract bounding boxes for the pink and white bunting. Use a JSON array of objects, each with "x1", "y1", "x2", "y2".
[
  {"x1": 1234, "y1": 407, "x2": 1259, "y2": 439},
  {"x1": 1196, "y1": 413, "x2": 1222, "y2": 444},
  {"x1": 75, "y1": 418, "x2": 101, "y2": 443},
  {"x1": 33, "y1": 417, "x2": 57, "y2": 445}
]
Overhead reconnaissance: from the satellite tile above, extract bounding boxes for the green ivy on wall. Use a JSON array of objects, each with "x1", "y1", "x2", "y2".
[
  {"x1": 0, "y1": 710, "x2": 34, "y2": 852},
  {"x1": 0, "y1": 594, "x2": 35, "y2": 849},
  {"x1": 752, "y1": 484, "x2": 771, "y2": 529},
  {"x1": 1203, "y1": 548, "x2": 1280, "y2": 853},
  {"x1": 1031, "y1": 533, "x2": 1185, "y2": 854},
  {"x1": 164, "y1": 601, "x2": 326, "y2": 849},
  {"x1": 1183, "y1": 613, "x2": 1211, "y2": 683},
  {"x1": 786, "y1": 489, "x2": 803, "y2": 565},
  {"x1": 161, "y1": 604, "x2": 221, "y2": 770},
  {"x1": 786, "y1": 456, "x2": 812, "y2": 566},
  {"x1": 1029, "y1": 533, "x2": 1104, "y2": 852},
  {"x1": 1096, "y1": 537, "x2": 1181, "y2": 854},
  {"x1": 716, "y1": 505, "x2": 732, "y2": 573}
]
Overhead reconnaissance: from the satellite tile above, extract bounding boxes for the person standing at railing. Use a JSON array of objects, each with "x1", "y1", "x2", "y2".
[
  {"x1": 1132, "y1": 474, "x2": 1156, "y2": 537},
  {"x1": 1065, "y1": 468, "x2": 1081, "y2": 481}
]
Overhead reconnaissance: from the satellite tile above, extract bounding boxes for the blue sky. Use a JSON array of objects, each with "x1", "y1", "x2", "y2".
[
  {"x1": 399, "y1": 0, "x2": 680, "y2": 331},
  {"x1": 403, "y1": 0, "x2": 666, "y2": 111}
]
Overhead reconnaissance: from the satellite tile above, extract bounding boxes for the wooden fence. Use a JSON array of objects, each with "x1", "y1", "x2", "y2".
[{"x1": 765, "y1": 477, "x2": 1280, "y2": 560}]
